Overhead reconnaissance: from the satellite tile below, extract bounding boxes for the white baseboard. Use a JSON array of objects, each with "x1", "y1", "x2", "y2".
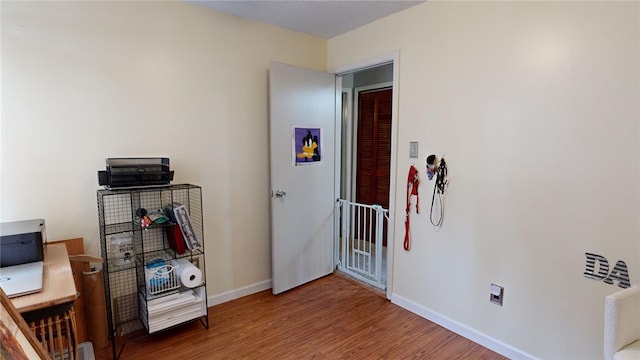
[
  {"x1": 207, "y1": 279, "x2": 272, "y2": 306},
  {"x1": 391, "y1": 294, "x2": 537, "y2": 360}
]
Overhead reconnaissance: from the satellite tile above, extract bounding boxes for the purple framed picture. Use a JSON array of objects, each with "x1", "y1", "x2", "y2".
[{"x1": 293, "y1": 127, "x2": 321, "y2": 166}]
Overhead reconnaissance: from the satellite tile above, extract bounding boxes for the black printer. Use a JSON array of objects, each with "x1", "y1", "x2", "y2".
[{"x1": 98, "y1": 157, "x2": 174, "y2": 189}]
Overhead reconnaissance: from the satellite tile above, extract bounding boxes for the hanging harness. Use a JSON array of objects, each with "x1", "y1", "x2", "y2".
[
  {"x1": 430, "y1": 158, "x2": 448, "y2": 227},
  {"x1": 404, "y1": 165, "x2": 420, "y2": 251}
]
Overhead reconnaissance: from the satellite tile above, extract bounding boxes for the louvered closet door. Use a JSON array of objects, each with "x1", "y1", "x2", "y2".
[{"x1": 356, "y1": 88, "x2": 392, "y2": 245}]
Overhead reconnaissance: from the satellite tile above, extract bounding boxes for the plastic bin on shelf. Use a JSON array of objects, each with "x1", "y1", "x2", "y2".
[{"x1": 144, "y1": 260, "x2": 180, "y2": 295}]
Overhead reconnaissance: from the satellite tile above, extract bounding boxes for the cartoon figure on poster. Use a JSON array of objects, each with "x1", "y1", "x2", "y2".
[{"x1": 294, "y1": 127, "x2": 321, "y2": 165}]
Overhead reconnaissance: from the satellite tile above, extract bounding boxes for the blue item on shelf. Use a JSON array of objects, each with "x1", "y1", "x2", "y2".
[{"x1": 146, "y1": 258, "x2": 170, "y2": 288}]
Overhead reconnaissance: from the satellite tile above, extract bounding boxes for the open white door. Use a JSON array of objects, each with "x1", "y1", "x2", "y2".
[{"x1": 269, "y1": 62, "x2": 337, "y2": 295}]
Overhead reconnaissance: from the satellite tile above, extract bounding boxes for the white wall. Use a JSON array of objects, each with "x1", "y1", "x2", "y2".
[
  {"x1": 1, "y1": 1, "x2": 326, "y2": 296},
  {"x1": 329, "y1": 2, "x2": 639, "y2": 359},
  {"x1": 3, "y1": 2, "x2": 639, "y2": 358}
]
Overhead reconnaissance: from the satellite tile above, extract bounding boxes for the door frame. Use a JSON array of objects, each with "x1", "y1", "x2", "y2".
[
  {"x1": 340, "y1": 88, "x2": 353, "y2": 202},
  {"x1": 330, "y1": 51, "x2": 400, "y2": 300}
]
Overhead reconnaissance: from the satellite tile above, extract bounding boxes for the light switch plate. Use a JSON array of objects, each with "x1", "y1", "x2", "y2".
[{"x1": 409, "y1": 142, "x2": 419, "y2": 158}]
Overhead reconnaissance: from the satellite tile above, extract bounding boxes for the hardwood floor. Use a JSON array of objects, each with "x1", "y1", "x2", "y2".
[{"x1": 95, "y1": 275, "x2": 507, "y2": 359}]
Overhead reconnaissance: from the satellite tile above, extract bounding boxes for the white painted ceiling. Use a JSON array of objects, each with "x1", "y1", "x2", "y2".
[{"x1": 187, "y1": 0, "x2": 425, "y2": 39}]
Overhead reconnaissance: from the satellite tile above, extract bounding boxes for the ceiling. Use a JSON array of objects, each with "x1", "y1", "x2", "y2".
[{"x1": 187, "y1": 0, "x2": 425, "y2": 39}]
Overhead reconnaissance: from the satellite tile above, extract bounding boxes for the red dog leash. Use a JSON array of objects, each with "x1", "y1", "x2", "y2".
[{"x1": 404, "y1": 165, "x2": 420, "y2": 251}]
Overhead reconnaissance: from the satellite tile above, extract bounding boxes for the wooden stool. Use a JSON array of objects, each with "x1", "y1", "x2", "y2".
[{"x1": 24, "y1": 302, "x2": 78, "y2": 360}]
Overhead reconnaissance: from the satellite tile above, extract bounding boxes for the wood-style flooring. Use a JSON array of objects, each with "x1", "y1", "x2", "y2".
[{"x1": 95, "y1": 274, "x2": 507, "y2": 359}]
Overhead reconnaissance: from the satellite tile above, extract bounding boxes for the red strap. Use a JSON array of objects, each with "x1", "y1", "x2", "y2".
[
  {"x1": 404, "y1": 215, "x2": 411, "y2": 251},
  {"x1": 404, "y1": 166, "x2": 420, "y2": 251}
]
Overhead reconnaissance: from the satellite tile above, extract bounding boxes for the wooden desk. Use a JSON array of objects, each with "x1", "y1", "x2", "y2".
[
  {"x1": 8, "y1": 243, "x2": 80, "y2": 359},
  {"x1": 12, "y1": 243, "x2": 77, "y2": 313}
]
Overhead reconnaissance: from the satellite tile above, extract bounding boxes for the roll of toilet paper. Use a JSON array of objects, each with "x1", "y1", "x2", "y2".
[{"x1": 171, "y1": 258, "x2": 203, "y2": 288}]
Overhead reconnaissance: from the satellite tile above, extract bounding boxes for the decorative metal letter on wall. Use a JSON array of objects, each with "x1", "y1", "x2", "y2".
[{"x1": 584, "y1": 252, "x2": 631, "y2": 289}]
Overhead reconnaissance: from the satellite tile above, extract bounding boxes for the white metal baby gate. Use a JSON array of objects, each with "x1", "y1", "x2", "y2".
[{"x1": 336, "y1": 199, "x2": 388, "y2": 290}]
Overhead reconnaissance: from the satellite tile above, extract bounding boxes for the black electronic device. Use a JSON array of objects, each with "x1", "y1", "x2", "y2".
[
  {"x1": 0, "y1": 219, "x2": 46, "y2": 267},
  {"x1": 98, "y1": 157, "x2": 174, "y2": 189}
]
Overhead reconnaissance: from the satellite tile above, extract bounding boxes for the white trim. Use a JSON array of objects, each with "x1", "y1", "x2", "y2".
[
  {"x1": 335, "y1": 87, "x2": 353, "y2": 271},
  {"x1": 334, "y1": 76, "x2": 344, "y2": 270},
  {"x1": 329, "y1": 51, "x2": 398, "y2": 75},
  {"x1": 341, "y1": 88, "x2": 353, "y2": 202},
  {"x1": 355, "y1": 82, "x2": 393, "y2": 93},
  {"x1": 207, "y1": 279, "x2": 272, "y2": 307},
  {"x1": 391, "y1": 294, "x2": 538, "y2": 360},
  {"x1": 386, "y1": 52, "x2": 399, "y2": 301},
  {"x1": 330, "y1": 50, "x2": 399, "y2": 300}
]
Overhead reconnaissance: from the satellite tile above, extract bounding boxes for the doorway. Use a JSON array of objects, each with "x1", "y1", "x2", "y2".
[
  {"x1": 337, "y1": 62, "x2": 394, "y2": 295},
  {"x1": 268, "y1": 54, "x2": 399, "y2": 298}
]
